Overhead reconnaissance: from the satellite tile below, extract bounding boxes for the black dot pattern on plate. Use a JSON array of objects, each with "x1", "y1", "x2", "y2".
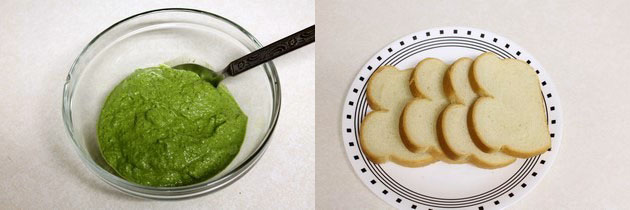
[
  {"x1": 411, "y1": 204, "x2": 417, "y2": 209},
  {"x1": 367, "y1": 66, "x2": 372, "y2": 70},
  {"x1": 349, "y1": 142, "x2": 354, "y2": 146},
  {"x1": 494, "y1": 200, "x2": 500, "y2": 205},
  {"x1": 364, "y1": 59, "x2": 536, "y2": 206},
  {"x1": 356, "y1": 41, "x2": 544, "y2": 206},
  {"x1": 344, "y1": 28, "x2": 560, "y2": 209},
  {"x1": 532, "y1": 172, "x2": 538, "y2": 176}
]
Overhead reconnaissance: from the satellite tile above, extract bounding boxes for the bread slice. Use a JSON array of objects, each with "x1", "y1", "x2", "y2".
[
  {"x1": 400, "y1": 58, "x2": 464, "y2": 163},
  {"x1": 438, "y1": 57, "x2": 516, "y2": 168},
  {"x1": 469, "y1": 52, "x2": 550, "y2": 158},
  {"x1": 360, "y1": 66, "x2": 435, "y2": 167}
]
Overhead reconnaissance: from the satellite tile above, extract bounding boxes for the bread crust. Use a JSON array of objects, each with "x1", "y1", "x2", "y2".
[
  {"x1": 359, "y1": 66, "x2": 435, "y2": 167},
  {"x1": 400, "y1": 58, "x2": 464, "y2": 163},
  {"x1": 468, "y1": 52, "x2": 551, "y2": 158},
  {"x1": 439, "y1": 57, "x2": 516, "y2": 168}
]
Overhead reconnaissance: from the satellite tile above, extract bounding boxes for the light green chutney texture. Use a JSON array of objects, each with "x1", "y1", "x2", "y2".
[{"x1": 97, "y1": 65, "x2": 247, "y2": 187}]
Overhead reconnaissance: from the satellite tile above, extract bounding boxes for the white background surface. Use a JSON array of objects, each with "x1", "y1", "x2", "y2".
[
  {"x1": 0, "y1": 0, "x2": 314, "y2": 209},
  {"x1": 316, "y1": 0, "x2": 630, "y2": 209}
]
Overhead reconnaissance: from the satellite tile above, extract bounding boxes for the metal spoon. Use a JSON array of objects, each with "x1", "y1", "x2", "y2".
[{"x1": 173, "y1": 25, "x2": 315, "y2": 87}]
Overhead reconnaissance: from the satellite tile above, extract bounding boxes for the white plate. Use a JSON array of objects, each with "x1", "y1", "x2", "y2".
[{"x1": 341, "y1": 27, "x2": 563, "y2": 210}]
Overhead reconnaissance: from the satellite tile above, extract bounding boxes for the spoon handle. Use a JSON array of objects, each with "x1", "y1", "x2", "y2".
[{"x1": 224, "y1": 25, "x2": 315, "y2": 76}]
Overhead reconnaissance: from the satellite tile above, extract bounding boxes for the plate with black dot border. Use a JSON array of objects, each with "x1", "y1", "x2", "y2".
[{"x1": 341, "y1": 27, "x2": 563, "y2": 210}]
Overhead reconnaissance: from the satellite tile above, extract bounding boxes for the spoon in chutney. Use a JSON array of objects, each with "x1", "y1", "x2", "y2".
[{"x1": 173, "y1": 25, "x2": 315, "y2": 87}]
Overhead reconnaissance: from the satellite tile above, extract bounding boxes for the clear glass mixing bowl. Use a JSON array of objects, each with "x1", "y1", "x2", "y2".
[{"x1": 62, "y1": 8, "x2": 280, "y2": 200}]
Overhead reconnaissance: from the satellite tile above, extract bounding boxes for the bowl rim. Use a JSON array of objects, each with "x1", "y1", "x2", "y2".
[{"x1": 62, "y1": 8, "x2": 281, "y2": 199}]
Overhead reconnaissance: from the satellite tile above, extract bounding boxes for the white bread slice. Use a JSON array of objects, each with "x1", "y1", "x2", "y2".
[
  {"x1": 438, "y1": 57, "x2": 516, "y2": 168},
  {"x1": 469, "y1": 52, "x2": 550, "y2": 158},
  {"x1": 400, "y1": 58, "x2": 464, "y2": 163},
  {"x1": 360, "y1": 66, "x2": 435, "y2": 167}
]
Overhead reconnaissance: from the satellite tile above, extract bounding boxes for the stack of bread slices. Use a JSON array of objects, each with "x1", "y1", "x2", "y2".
[{"x1": 359, "y1": 52, "x2": 550, "y2": 169}]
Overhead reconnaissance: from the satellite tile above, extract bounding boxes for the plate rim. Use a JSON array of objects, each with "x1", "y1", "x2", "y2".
[{"x1": 340, "y1": 26, "x2": 564, "y2": 210}]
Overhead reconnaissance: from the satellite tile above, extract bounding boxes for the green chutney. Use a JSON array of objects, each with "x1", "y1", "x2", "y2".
[{"x1": 97, "y1": 65, "x2": 247, "y2": 187}]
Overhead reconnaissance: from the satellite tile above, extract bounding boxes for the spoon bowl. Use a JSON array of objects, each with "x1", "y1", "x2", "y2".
[{"x1": 173, "y1": 63, "x2": 224, "y2": 86}]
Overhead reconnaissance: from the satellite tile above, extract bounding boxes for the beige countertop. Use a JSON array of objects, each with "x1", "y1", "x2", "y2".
[
  {"x1": 0, "y1": 0, "x2": 314, "y2": 209},
  {"x1": 316, "y1": 0, "x2": 630, "y2": 209}
]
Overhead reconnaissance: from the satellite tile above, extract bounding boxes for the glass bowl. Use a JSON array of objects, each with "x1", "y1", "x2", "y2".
[{"x1": 62, "y1": 8, "x2": 280, "y2": 200}]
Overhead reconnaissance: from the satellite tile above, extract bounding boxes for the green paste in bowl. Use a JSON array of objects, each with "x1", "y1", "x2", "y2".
[{"x1": 97, "y1": 65, "x2": 247, "y2": 187}]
